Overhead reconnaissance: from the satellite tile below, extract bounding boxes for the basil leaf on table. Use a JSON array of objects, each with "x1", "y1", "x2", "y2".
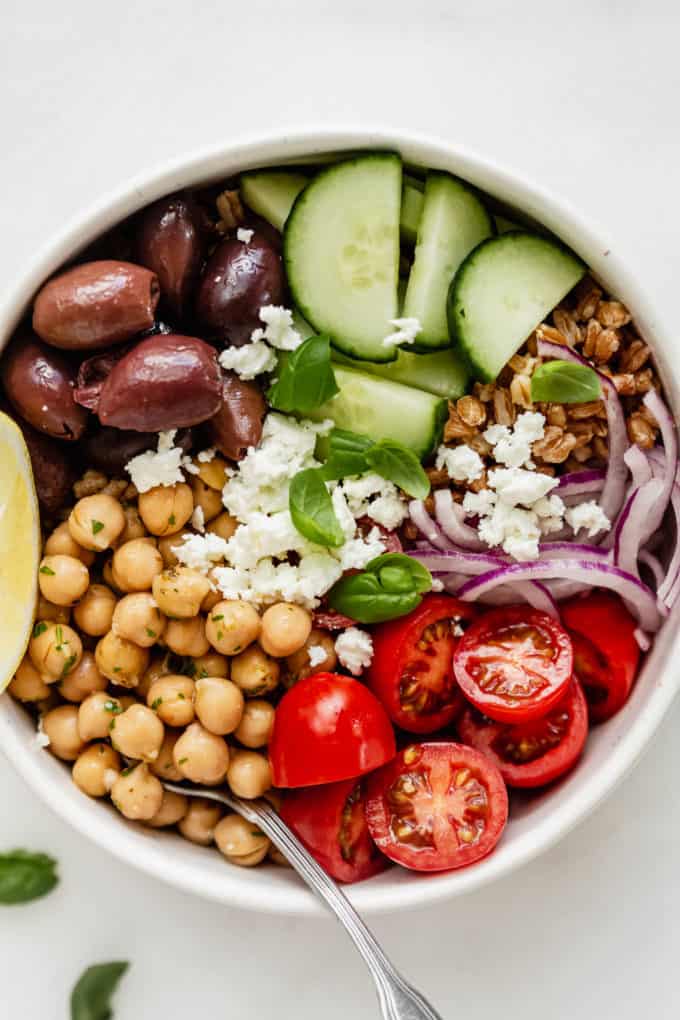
[
  {"x1": 530, "y1": 360, "x2": 601, "y2": 404},
  {"x1": 0, "y1": 849, "x2": 58, "y2": 904},
  {"x1": 328, "y1": 552, "x2": 433, "y2": 623},
  {"x1": 71, "y1": 962, "x2": 129, "y2": 1020},
  {"x1": 321, "y1": 428, "x2": 373, "y2": 479},
  {"x1": 289, "y1": 468, "x2": 345, "y2": 547},
  {"x1": 365, "y1": 440, "x2": 430, "y2": 499},
  {"x1": 267, "y1": 334, "x2": 339, "y2": 413}
]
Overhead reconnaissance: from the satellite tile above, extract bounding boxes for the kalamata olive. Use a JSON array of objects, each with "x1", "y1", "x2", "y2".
[
  {"x1": 82, "y1": 426, "x2": 194, "y2": 475},
  {"x1": 96, "y1": 335, "x2": 222, "y2": 431},
  {"x1": 195, "y1": 233, "x2": 284, "y2": 345},
  {"x1": 33, "y1": 260, "x2": 160, "y2": 351},
  {"x1": 1, "y1": 334, "x2": 88, "y2": 441},
  {"x1": 14, "y1": 416, "x2": 76, "y2": 515},
  {"x1": 74, "y1": 346, "x2": 130, "y2": 411},
  {"x1": 207, "y1": 372, "x2": 265, "y2": 461},
  {"x1": 135, "y1": 194, "x2": 205, "y2": 319}
]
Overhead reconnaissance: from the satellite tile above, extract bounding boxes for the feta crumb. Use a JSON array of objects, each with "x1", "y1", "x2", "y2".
[
  {"x1": 435, "y1": 444, "x2": 484, "y2": 482},
  {"x1": 218, "y1": 339, "x2": 277, "y2": 380},
  {"x1": 126, "y1": 430, "x2": 185, "y2": 493},
  {"x1": 173, "y1": 532, "x2": 231, "y2": 572},
  {"x1": 251, "y1": 305, "x2": 302, "y2": 351},
  {"x1": 382, "y1": 317, "x2": 421, "y2": 349},
  {"x1": 237, "y1": 227, "x2": 254, "y2": 243},
  {"x1": 462, "y1": 489, "x2": 497, "y2": 516},
  {"x1": 197, "y1": 448, "x2": 216, "y2": 463},
  {"x1": 34, "y1": 716, "x2": 50, "y2": 749},
  {"x1": 181, "y1": 456, "x2": 200, "y2": 476},
  {"x1": 335, "y1": 627, "x2": 374, "y2": 676},
  {"x1": 191, "y1": 506, "x2": 205, "y2": 533},
  {"x1": 307, "y1": 644, "x2": 327, "y2": 668},
  {"x1": 488, "y1": 467, "x2": 558, "y2": 507},
  {"x1": 483, "y1": 424, "x2": 511, "y2": 446},
  {"x1": 452, "y1": 621, "x2": 465, "y2": 637},
  {"x1": 367, "y1": 491, "x2": 408, "y2": 530},
  {"x1": 339, "y1": 473, "x2": 407, "y2": 530},
  {"x1": 431, "y1": 578, "x2": 444, "y2": 592},
  {"x1": 565, "y1": 501, "x2": 611, "y2": 537}
]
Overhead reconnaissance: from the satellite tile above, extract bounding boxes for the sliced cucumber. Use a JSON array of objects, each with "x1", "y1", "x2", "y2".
[
  {"x1": 448, "y1": 231, "x2": 586, "y2": 382},
  {"x1": 332, "y1": 347, "x2": 468, "y2": 400},
  {"x1": 240, "y1": 170, "x2": 308, "y2": 232},
  {"x1": 284, "y1": 154, "x2": 402, "y2": 363},
  {"x1": 402, "y1": 172, "x2": 494, "y2": 350},
  {"x1": 494, "y1": 214, "x2": 520, "y2": 234},
  {"x1": 400, "y1": 174, "x2": 424, "y2": 245},
  {"x1": 306, "y1": 366, "x2": 447, "y2": 458}
]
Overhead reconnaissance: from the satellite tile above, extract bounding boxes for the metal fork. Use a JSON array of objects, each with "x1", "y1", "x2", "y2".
[{"x1": 163, "y1": 782, "x2": 444, "y2": 1020}]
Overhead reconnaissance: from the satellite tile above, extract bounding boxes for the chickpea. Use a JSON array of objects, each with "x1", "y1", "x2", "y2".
[
  {"x1": 44, "y1": 521, "x2": 95, "y2": 566},
  {"x1": 152, "y1": 567, "x2": 211, "y2": 619},
  {"x1": 137, "y1": 655, "x2": 171, "y2": 700},
  {"x1": 111, "y1": 763, "x2": 163, "y2": 821},
  {"x1": 205, "y1": 600, "x2": 261, "y2": 656},
  {"x1": 206, "y1": 512, "x2": 237, "y2": 541},
  {"x1": 115, "y1": 504, "x2": 147, "y2": 545},
  {"x1": 189, "y1": 476, "x2": 222, "y2": 523},
  {"x1": 234, "y1": 699, "x2": 275, "y2": 749},
  {"x1": 42, "y1": 705, "x2": 85, "y2": 761},
  {"x1": 138, "y1": 483, "x2": 193, "y2": 537},
  {"x1": 194, "y1": 676, "x2": 244, "y2": 736},
  {"x1": 73, "y1": 584, "x2": 117, "y2": 637},
  {"x1": 268, "y1": 846, "x2": 292, "y2": 868},
  {"x1": 157, "y1": 529, "x2": 193, "y2": 568},
  {"x1": 72, "y1": 743, "x2": 121, "y2": 797},
  {"x1": 173, "y1": 722, "x2": 229, "y2": 785},
  {"x1": 230, "y1": 645, "x2": 280, "y2": 698},
  {"x1": 78, "y1": 692, "x2": 122, "y2": 742},
  {"x1": 112, "y1": 538, "x2": 163, "y2": 593},
  {"x1": 259, "y1": 603, "x2": 312, "y2": 658},
  {"x1": 35, "y1": 595, "x2": 70, "y2": 625},
  {"x1": 38, "y1": 555, "x2": 89, "y2": 608},
  {"x1": 196, "y1": 455, "x2": 229, "y2": 491},
  {"x1": 102, "y1": 557, "x2": 122, "y2": 594},
  {"x1": 9, "y1": 656, "x2": 51, "y2": 702},
  {"x1": 214, "y1": 814, "x2": 270, "y2": 867},
  {"x1": 150, "y1": 730, "x2": 183, "y2": 781},
  {"x1": 178, "y1": 798, "x2": 222, "y2": 845},
  {"x1": 285, "y1": 628, "x2": 337, "y2": 684},
  {"x1": 29, "y1": 621, "x2": 82, "y2": 684},
  {"x1": 109, "y1": 704, "x2": 164, "y2": 762},
  {"x1": 68, "y1": 493, "x2": 125, "y2": 551},
  {"x1": 95, "y1": 631, "x2": 149, "y2": 687},
  {"x1": 201, "y1": 572, "x2": 222, "y2": 613},
  {"x1": 227, "y1": 749, "x2": 272, "y2": 799},
  {"x1": 112, "y1": 593, "x2": 167, "y2": 648},
  {"x1": 192, "y1": 651, "x2": 228, "y2": 679},
  {"x1": 147, "y1": 675, "x2": 195, "y2": 727},
  {"x1": 58, "y1": 651, "x2": 106, "y2": 702},
  {"x1": 164, "y1": 616, "x2": 209, "y2": 657},
  {"x1": 148, "y1": 790, "x2": 189, "y2": 828}
]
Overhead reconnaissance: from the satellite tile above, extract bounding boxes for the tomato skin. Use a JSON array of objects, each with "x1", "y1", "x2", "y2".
[
  {"x1": 269, "y1": 672, "x2": 396, "y2": 788},
  {"x1": 561, "y1": 592, "x2": 640, "y2": 722},
  {"x1": 453, "y1": 606, "x2": 573, "y2": 724},
  {"x1": 367, "y1": 595, "x2": 477, "y2": 734},
  {"x1": 365, "y1": 741, "x2": 508, "y2": 872},
  {"x1": 280, "y1": 778, "x2": 388, "y2": 883},
  {"x1": 457, "y1": 681, "x2": 588, "y2": 788}
]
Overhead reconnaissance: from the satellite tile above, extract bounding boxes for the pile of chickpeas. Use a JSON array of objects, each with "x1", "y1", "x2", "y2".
[{"x1": 9, "y1": 455, "x2": 338, "y2": 869}]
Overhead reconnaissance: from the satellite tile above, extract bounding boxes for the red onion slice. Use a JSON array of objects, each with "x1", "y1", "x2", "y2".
[
  {"x1": 637, "y1": 389, "x2": 677, "y2": 546},
  {"x1": 639, "y1": 549, "x2": 665, "y2": 589},
  {"x1": 433, "y1": 489, "x2": 485, "y2": 551},
  {"x1": 410, "y1": 546, "x2": 504, "y2": 575},
  {"x1": 408, "y1": 500, "x2": 455, "y2": 551},
  {"x1": 624, "y1": 445, "x2": 653, "y2": 488},
  {"x1": 556, "y1": 468, "x2": 605, "y2": 499},
  {"x1": 612, "y1": 476, "x2": 665, "y2": 577}
]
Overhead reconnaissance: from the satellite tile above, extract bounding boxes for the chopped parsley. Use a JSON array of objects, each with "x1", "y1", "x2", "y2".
[
  {"x1": 145, "y1": 628, "x2": 156, "y2": 639},
  {"x1": 91, "y1": 519, "x2": 105, "y2": 535},
  {"x1": 33, "y1": 622, "x2": 47, "y2": 638},
  {"x1": 178, "y1": 757, "x2": 188, "y2": 765},
  {"x1": 59, "y1": 654, "x2": 77, "y2": 679},
  {"x1": 104, "y1": 701, "x2": 121, "y2": 714},
  {"x1": 168, "y1": 514, "x2": 176, "y2": 526},
  {"x1": 211, "y1": 614, "x2": 224, "y2": 622},
  {"x1": 151, "y1": 697, "x2": 163, "y2": 710},
  {"x1": 120, "y1": 764, "x2": 138, "y2": 778},
  {"x1": 39, "y1": 565, "x2": 55, "y2": 576}
]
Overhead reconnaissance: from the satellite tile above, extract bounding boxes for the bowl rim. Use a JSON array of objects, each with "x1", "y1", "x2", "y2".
[{"x1": 1, "y1": 126, "x2": 679, "y2": 917}]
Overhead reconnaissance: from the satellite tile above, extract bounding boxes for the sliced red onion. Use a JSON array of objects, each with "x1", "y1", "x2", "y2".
[
  {"x1": 639, "y1": 549, "x2": 665, "y2": 589},
  {"x1": 633, "y1": 628, "x2": 651, "y2": 652},
  {"x1": 408, "y1": 500, "x2": 455, "y2": 551},
  {"x1": 539, "y1": 541, "x2": 609, "y2": 560},
  {"x1": 410, "y1": 546, "x2": 506, "y2": 575},
  {"x1": 624, "y1": 445, "x2": 653, "y2": 488},
  {"x1": 658, "y1": 485, "x2": 680, "y2": 606},
  {"x1": 637, "y1": 389, "x2": 677, "y2": 546},
  {"x1": 556, "y1": 468, "x2": 605, "y2": 499},
  {"x1": 612, "y1": 477, "x2": 665, "y2": 577},
  {"x1": 456, "y1": 558, "x2": 664, "y2": 631},
  {"x1": 439, "y1": 568, "x2": 558, "y2": 617},
  {"x1": 433, "y1": 489, "x2": 485, "y2": 551}
]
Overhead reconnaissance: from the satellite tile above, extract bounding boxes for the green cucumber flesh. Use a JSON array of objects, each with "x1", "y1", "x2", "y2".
[
  {"x1": 448, "y1": 230, "x2": 586, "y2": 382},
  {"x1": 332, "y1": 347, "x2": 468, "y2": 400},
  {"x1": 284, "y1": 154, "x2": 402, "y2": 363},
  {"x1": 402, "y1": 172, "x2": 494, "y2": 350},
  {"x1": 240, "y1": 170, "x2": 308, "y2": 232},
  {"x1": 400, "y1": 174, "x2": 424, "y2": 245}
]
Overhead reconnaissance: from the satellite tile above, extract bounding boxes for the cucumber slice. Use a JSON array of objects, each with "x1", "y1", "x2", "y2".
[
  {"x1": 332, "y1": 347, "x2": 468, "y2": 400},
  {"x1": 306, "y1": 365, "x2": 447, "y2": 458},
  {"x1": 402, "y1": 172, "x2": 494, "y2": 350},
  {"x1": 448, "y1": 231, "x2": 586, "y2": 382},
  {"x1": 494, "y1": 214, "x2": 520, "y2": 234},
  {"x1": 400, "y1": 174, "x2": 424, "y2": 245},
  {"x1": 284, "y1": 154, "x2": 402, "y2": 363},
  {"x1": 240, "y1": 170, "x2": 308, "y2": 232}
]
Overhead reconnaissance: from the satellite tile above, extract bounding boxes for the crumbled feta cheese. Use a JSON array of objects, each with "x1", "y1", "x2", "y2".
[
  {"x1": 331, "y1": 485, "x2": 358, "y2": 540},
  {"x1": 173, "y1": 532, "x2": 231, "y2": 572},
  {"x1": 338, "y1": 528, "x2": 385, "y2": 571},
  {"x1": 218, "y1": 339, "x2": 277, "y2": 380},
  {"x1": 335, "y1": 628, "x2": 374, "y2": 676},
  {"x1": 452, "y1": 621, "x2": 465, "y2": 637},
  {"x1": 251, "y1": 305, "x2": 303, "y2": 351},
  {"x1": 366, "y1": 491, "x2": 408, "y2": 530},
  {"x1": 435, "y1": 444, "x2": 484, "y2": 482},
  {"x1": 307, "y1": 644, "x2": 327, "y2": 668},
  {"x1": 340, "y1": 472, "x2": 407, "y2": 529},
  {"x1": 126, "y1": 430, "x2": 185, "y2": 493},
  {"x1": 341, "y1": 473, "x2": 387, "y2": 513},
  {"x1": 181, "y1": 457, "x2": 200, "y2": 476},
  {"x1": 462, "y1": 490, "x2": 497, "y2": 517},
  {"x1": 382, "y1": 317, "x2": 421, "y2": 349},
  {"x1": 34, "y1": 716, "x2": 50, "y2": 749},
  {"x1": 565, "y1": 501, "x2": 611, "y2": 537},
  {"x1": 237, "y1": 227, "x2": 254, "y2": 243},
  {"x1": 191, "y1": 506, "x2": 205, "y2": 533},
  {"x1": 488, "y1": 467, "x2": 558, "y2": 507},
  {"x1": 197, "y1": 448, "x2": 216, "y2": 463},
  {"x1": 431, "y1": 578, "x2": 445, "y2": 592}
]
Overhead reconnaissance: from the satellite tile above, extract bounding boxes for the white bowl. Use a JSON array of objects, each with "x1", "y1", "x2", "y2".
[{"x1": 1, "y1": 128, "x2": 678, "y2": 917}]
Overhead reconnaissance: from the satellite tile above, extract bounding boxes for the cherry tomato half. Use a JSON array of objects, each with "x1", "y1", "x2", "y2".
[
  {"x1": 458, "y1": 680, "x2": 588, "y2": 788},
  {"x1": 561, "y1": 592, "x2": 640, "y2": 723},
  {"x1": 280, "y1": 778, "x2": 388, "y2": 883},
  {"x1": 367, "y1": 595, "x2": 477, "y2": 734},
  {"x1": 365, "y1": 742, "x2": 508, "y2": 872},
  {"x1": 269, "y1": 672, "x2": 396, "y2": 788},
  {"x1": 453, "y1": 606, "x2": 573, "y2": 724}
]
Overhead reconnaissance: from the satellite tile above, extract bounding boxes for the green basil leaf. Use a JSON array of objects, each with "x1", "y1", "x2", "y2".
[
  {"x1": 71, "y1": 962, "x2": 129, "y2": 1020},
  {"x1": 327, "y1": 552, "x2": 433, "y2": 623},
  {"x1": 289, "y1": 468, "x2": 345, "y2": 548},
  {"x1": 376, "y1": 564, "x2": 414, "y2": 593},
  {"x1": 320, "y1": 428, "x2": 373, "y2": 480},
  {"x1": 0, "y1": 849, "x2": 58, "y2": 904},
  {"x1": 268, "y1": 334, "x2": 339, "y2": 414},
  {"x1": 367, "y1": 553, "x2": 433, "y2": 594},
  {"x1": 530, "y1": 360, "x2": 601, "y2": 404},
  {"x1": 365, "y1": 439, "x2": 430, "y2": 499}
]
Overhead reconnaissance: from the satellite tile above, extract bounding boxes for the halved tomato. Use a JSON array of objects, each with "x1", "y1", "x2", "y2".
[
  {"x1": 280, "y1": 778, "x2": 388, "y2": 883},
  {"x1": 366, "y1": 594, "x2": 476, "y2": 734},
  {"x1": 561, "y1": 592, "x2": 640, "y2": 722},
  {"x1": 457, "y1": 680, "x2": 588, "y2": 788},
  {"x1": 453, "y1": 606, "x2": 573, "y2": 724},
  {"x1": 365, "y1": 741, "x2": 508, "y2": 872}
]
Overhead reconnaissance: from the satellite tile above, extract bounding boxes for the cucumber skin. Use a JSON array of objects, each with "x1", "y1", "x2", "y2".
[
  {"x1": 447, "y1": 230, "x2": 586, "y2": 383},
  {"x1": 240, "y1": 170, "x2": 308, "y2": 232},
  {"x1": 332, "y1": 348, "x2": 468, "y2": 400}
]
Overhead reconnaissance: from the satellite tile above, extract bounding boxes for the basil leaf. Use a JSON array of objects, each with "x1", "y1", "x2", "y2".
[
  {"x1": 71, "y1": 962, "x2": 129, "y2": 1020},
  {"x1": 365, "y1": 440, "x2": 430, "y2": 499},
  {"x1": 530, "y1": 360, "x2": 601, "y2": 404},
  {"x1": 367, "y1": 553, "x2": 433, "y2": 594},
  {"x1": 327, "y1": 552, "x2": 433, "y2": 623},
  {"x1": 268, "y1": 334, "x2": 339, "y2": 413},
  {"x1": 321, "y1": 428, "x2": 373, "y2": 480},
  {"x1": 0, "y1": 849, "x2": 58, "y2": 904},
  {"x1": 289, "y1": 469, "x2": 345, "y2": 547}
]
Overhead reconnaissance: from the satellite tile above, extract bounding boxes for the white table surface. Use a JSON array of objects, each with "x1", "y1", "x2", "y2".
[{"x1": 1, "y1": 1, "x2": 679, "y2": 1016}]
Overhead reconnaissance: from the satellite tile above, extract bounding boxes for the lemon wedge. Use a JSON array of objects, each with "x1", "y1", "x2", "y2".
[{"x1": 0, "y1": 412, "x2": 40, "y2": 692}]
